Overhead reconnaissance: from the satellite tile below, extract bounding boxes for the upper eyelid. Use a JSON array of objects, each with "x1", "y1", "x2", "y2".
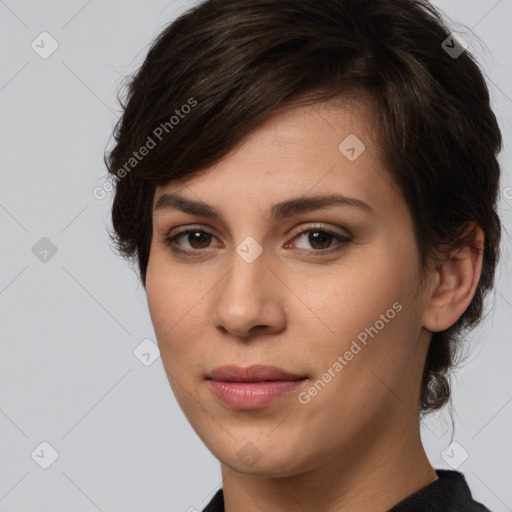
[
  {"x1": 168, "y1": 223, "x2": 349, "y2": 238},
  {"x1": 168, "y1": 224, "x2": 350, "y2": 248},
  {"x1": 289, "y1": 223, "x2": 351, "y2": 239}
]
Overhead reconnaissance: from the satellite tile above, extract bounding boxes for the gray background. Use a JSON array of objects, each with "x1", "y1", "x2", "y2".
[{"x1": 0, "y1": 1, "x2": 511, "y2": 511}]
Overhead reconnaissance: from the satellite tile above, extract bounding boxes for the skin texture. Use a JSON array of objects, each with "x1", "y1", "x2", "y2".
[{"x1": 146, "y1": 98, "x2": 484, "y2": 512}]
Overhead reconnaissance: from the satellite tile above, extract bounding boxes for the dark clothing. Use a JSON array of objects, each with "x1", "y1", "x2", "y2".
[{"x1": 202, "y1": 469, "x2": 491, "y2": 511}]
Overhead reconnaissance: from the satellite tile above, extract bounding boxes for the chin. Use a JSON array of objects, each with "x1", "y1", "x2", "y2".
[{"x1": 207, "y1": 435, "x2": 315, "y2": 477}]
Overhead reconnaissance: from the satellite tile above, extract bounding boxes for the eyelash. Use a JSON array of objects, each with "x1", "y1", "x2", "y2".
[{"x1": 162, "y1": 225, "x2": 352, "y2": 258}]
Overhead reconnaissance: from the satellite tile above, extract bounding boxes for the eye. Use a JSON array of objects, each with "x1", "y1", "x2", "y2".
[
  {"x1": 164, "y1": 227, "x2": 219, "y2": 254},
  {"x1": 286, "y1": 226, "x2": 352, "y2": 254},
  {"x1": 162, "y1": 224, "x2": 352, "y2": 257}
]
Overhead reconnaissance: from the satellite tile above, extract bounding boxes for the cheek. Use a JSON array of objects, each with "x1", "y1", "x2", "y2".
[
  {"x1": 292, "y1": 242, "x2": 421, "y2": 379},
  {"x1": 146, "y1": 253, "x2": 212, "y2": 370},
  {"x1": 303, "y1": 253, "x2": 409, "y2": 328},
  {"x1": 146, "y1": 267, "x2": 210, "y2": 416}
]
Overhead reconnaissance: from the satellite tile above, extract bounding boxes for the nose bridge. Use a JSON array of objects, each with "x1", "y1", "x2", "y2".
[
  {"x1": 223, "y1": 244, "x2": 270, "y2": 308},
  {"x1": 214, "y1": 242, "x2": 285, "y2": 336}
]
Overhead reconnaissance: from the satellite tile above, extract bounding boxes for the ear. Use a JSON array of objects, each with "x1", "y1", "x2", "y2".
[{"x1": 422, "y1": 223, "x2": 484, "y2": 333}]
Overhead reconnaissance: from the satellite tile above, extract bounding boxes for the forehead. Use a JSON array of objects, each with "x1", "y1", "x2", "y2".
[
  {"x1": 153, "y1": 95, "x2": 398, "y2": 219},
  {"x1": 246, "y1": 92, "x2": 380, "y2": 150}
]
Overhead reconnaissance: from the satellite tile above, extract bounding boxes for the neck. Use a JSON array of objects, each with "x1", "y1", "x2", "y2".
[{"x1": 221, "y1": 413, "x2": 438, "y2": 512}]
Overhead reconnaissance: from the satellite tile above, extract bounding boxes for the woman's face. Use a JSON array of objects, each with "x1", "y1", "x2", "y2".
[{"x1": 146, "y1": 98, "x2": 435, "y2": 477}]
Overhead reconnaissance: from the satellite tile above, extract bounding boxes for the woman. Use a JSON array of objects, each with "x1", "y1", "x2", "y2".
[{"x1": 105, "y1": 0, "x2": 501, "y2": 510}]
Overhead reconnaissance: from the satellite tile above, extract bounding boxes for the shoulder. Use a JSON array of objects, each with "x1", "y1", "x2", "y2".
[
  {"x1": 200, "y1": 470, "x2": 493, "y2": 512},
  {"x1": 388, "y1": 469, "x2": 492, "y2": 511},
  {"x1": 201, "y1": 488, "x2": 224, "y2": 512}
]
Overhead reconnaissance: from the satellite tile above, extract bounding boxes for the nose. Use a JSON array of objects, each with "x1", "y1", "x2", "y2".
[{"x1": 213, "y1": 247, "x2": 287, "y2": 339}]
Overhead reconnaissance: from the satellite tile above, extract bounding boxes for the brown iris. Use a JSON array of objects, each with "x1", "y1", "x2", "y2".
[
  {"x1": 187, "y1": 231, "x2": 213, "y2": 249},
  {"x1": 307, "y1": 231, "x2": 333, "y2": 250}
]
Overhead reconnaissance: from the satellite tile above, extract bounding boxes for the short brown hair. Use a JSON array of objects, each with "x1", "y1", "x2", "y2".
[{"x1": 104, "y1": 0, "x2": 503, "y2": 414}]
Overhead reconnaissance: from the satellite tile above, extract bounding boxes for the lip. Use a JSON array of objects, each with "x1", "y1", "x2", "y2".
[
  {"x1": 206, "y1": 365, "x2": 307, "y2": 410},
  {"x1": 207, "y1": 364, "x2": 305, "y2": 382}
]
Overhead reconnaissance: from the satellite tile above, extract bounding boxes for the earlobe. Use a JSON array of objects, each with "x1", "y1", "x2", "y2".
[{"x1": 422, "y1": 223, "x2": 484, "y2": 333}]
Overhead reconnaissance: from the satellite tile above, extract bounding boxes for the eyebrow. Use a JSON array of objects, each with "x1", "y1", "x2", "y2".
[{"x1": 153, "y1": 192, "x2": 375, "y2": 220}]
